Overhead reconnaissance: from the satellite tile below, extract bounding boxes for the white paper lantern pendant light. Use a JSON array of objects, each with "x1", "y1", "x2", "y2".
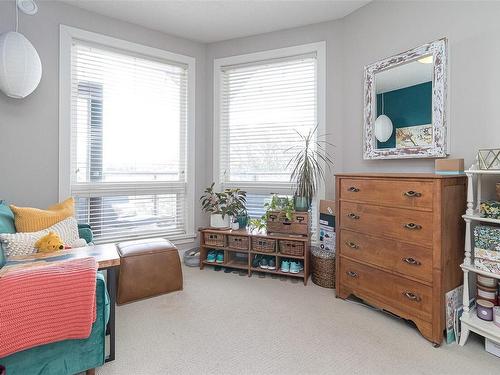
[
  {"x1": 374, "y1": 92, "x2": 393, "y2": 143},
  {"x1": 0, "y1": 0, "x2": 42, "y2": 98}
]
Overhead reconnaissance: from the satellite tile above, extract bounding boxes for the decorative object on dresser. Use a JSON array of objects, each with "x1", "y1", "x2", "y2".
[
  {"x1": 459, "y1": 167, "x2": 500, "y2": 347},
  {"x1": 199, "y1": 228, "x2": 310, "y2": 285},
  {"x1": 363, "y1": 38, "x2": 448, "y2": 160},
  {"x1": 435, "y1": 159, "x2": 464, "y2": 175},
  {"x1": 335, "y1": 173, "x2": 466, "y2": 346}
]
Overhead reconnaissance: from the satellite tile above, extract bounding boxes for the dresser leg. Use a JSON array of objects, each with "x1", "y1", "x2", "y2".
[{"x1": 459, "y1": 327, "x2": 470, "y2": 346}]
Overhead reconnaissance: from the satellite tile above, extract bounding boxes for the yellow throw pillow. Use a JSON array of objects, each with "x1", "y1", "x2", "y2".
[{"x1": 10, "y1": 197, "x2": 75, "y2": 232}]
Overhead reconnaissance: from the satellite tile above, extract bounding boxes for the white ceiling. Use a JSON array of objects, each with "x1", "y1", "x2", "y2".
[{"x1": 58, "y1": 0, "x2": 371, "y2": 43}]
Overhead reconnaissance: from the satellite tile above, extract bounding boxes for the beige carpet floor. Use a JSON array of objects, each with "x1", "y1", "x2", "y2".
[{"x1": 97, "y1": 265, "x2": 499, "y2": 375}]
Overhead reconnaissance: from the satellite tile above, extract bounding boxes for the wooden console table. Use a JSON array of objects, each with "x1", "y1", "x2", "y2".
[{"x1": 199, "y1": 228, "x2": 310, "y2": 285}]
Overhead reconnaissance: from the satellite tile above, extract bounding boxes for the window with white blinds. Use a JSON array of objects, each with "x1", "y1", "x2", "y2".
[
  {"x1": 217, "y1": 54, "x2": 317, "y2": 188},
  {"x1": 61, "y1": 28, "x2": 195, "y2": 244},
  {"x1": 214, "y1": 43, "x2": 325, "y2": 239}
]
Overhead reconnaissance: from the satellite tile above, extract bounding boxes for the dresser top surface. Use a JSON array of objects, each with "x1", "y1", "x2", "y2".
[{"x1": 335, "y1": 172, "x2": 466, "y2": 179}]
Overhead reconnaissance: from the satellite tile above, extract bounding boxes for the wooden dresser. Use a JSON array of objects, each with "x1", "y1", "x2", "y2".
[{"x1": 335, "y1": 173, "x2": 466, "y2": 346}]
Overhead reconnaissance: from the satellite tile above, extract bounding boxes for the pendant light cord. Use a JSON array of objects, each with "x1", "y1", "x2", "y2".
[
  {"x1": 381, "y1": 92, "x2": 385, "y2": 115},
  {"x1": 15, "y1": 0, "x2": 19, "y2": 32}
]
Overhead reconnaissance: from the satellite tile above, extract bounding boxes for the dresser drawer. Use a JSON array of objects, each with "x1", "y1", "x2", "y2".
[
  {"x1": 340, "y1": 257, "x2": 432, "y2": 321},
  {"x1": 339, "y1": 229, "x2": 432, "y2": 283},
  {"x1": 339, "y1": 201, "x2": 433, "y2": 246},
  {"x1": 340, "y1": 178, "x2": 433, "y2": 210}
]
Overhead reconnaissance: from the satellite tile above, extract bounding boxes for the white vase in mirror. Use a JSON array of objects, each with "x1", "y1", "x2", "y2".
[{"x1": 210, "y1": 214, "x2": 229, "y2": 228}]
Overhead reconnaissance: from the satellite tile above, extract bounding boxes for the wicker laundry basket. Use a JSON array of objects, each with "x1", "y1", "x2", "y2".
[{"x1": 311, "y1": 245, "x2": 336, "y2": 289}]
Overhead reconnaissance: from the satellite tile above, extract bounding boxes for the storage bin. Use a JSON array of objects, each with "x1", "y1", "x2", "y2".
[
  {"x1": 480, "y1": 200, "x2": 500, "y2": 220},
  {"x1": 311, "y1": 246, "x2": 335, "y2": 288},
  {"x1": 477, "y1": 274, "x2": 497, "y2": 288},
  {"x1": 477, "y1": 299, "x2": 494, "y2": 321},
  {"x1": 251, "y1": 237, "x2": 276, "y2": 253},
  {"x1": 227, "y1": 235, "x2": 249, "y2": 250},
  {"x1": 279, "y1": 240, "x2": 305, "y2": 256},
  {"x1": 204, "y1": 232, "x2": 225, "y2": 247}
]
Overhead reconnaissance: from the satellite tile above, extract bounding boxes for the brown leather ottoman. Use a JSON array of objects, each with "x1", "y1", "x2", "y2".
[{"x1": 117, "y1": 238, "x2": 183, "y2": 304}]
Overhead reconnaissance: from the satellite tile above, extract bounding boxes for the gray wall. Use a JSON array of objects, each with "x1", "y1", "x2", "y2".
[
  {"x1": 0, "y1": 1, "x2": 209, "y2": 237},
  {"x1": 341, "y1": 0, "x2": 500, "y2": 173},
  {"x1": 206, "y1": 0, "x2": 500, "y2": 199}
]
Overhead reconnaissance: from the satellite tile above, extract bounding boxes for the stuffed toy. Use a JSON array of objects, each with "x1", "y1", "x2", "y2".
[{"x1": 34, "y1": 231, "x2": 66, "y2": 253}]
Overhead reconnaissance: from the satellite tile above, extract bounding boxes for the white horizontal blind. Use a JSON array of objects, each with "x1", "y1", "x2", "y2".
[
  {"x1": 217, "y1": 53, "x2": 319, "y2": 239},
  {"x1": 218, "y1": 54, "x2": 317, "y2": 188},
  {"x1": 70, "y1": 41, "x2": 189, "y2": 243}
]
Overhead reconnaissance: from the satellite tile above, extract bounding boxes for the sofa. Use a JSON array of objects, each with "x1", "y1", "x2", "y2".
[{"x1": 0, "y1": 202, "x2": 109, "y2": 375}]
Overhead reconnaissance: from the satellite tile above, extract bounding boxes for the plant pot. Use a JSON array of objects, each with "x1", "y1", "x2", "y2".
[
  {"x1": 231, "y1": 221, "x2": 240, "y2": 230},
  {"x1": 210, "y1": 214, "x2": 229, "y2": 228},
  {"x1": 236, "y1": 213, "x2": 249, "y2": 228},
  {"x1": 294, "y1": 196, "x2": 309, "y2": 212}
]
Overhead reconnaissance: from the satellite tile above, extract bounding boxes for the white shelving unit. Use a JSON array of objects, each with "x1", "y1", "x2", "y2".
[{"x1": 459, "y1": 168, "x2": 500, "y2": 346}]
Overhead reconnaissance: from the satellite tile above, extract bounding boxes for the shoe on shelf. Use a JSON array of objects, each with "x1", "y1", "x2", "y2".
[
  {"x1": 259, "y1": 258, "x2": 269, "y2": 269},
  {"x1": 267, "y1": 258, "x2": 276, "y2": 270},
  {"x1": 281, "y1": 260, "x2": 290, "y2": 273},
  {"x1": 206, "y1": 251, "x2": 217, "y2": 263},
  {"x1": 252, "y1": 255, "x2": 261, "y2": 268},
  {"x1": 289, "y1": 261, "x2": 301, "y2": 274},
  {"x1": 298, "y1": 261, "x2": 304, "y2": 271},
  {"x1": 216, "y1": 251, "x2": 224, "y2": 264}
]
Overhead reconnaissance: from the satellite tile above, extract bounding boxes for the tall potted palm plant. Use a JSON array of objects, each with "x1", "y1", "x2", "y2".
[{"x1": 287, "y1": 126, "x2": 333, "y2": 212}]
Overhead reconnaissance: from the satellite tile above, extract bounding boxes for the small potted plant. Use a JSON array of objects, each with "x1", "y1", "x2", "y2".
[
  {"x1": 287, "y1": 126, "x2": 333, "y2": 212},
  {"x1": 200, "y1": 183, "x2": 246, "y2": 228}
]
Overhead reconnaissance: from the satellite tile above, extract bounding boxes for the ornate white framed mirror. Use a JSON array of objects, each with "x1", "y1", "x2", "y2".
[{"x1": 363, "y1": 38, "x2": 448, "y2": 160}]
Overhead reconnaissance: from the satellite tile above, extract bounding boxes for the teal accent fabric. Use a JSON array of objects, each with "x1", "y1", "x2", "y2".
[
  {"x1": 376, "y1": 81, "x2": 432, "y2": 149},
  {"x1": 0, "y1": 276, "x2": 107, "y2": 375},
  {"x1": 0, "y1": 202, "x2": 15, "y2": 234},
  {"x1": 78, "y1": 225, "x2": 94, "y2": 244}
]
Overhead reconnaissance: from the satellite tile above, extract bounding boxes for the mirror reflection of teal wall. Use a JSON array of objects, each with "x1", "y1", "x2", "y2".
[{"x1": 376, "y1": 81, "x2": 432, "y2": 149}]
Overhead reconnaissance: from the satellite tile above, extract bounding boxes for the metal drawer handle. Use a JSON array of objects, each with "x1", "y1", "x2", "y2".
[
  {"x1": 296, "y1": 216, "x2": 305, "y2": 222},
  {"x1": 404, "y1": 223, "x2": 422, "y2": 230},
  {"x1": 403, "y1": 190, "x2": 422, "y2": 198},
  {"x1": 347, "y1": 213, "x2": 360, "y2": 220},
  {"x1": 346, "y1": 271, "x2": 358, "y2": 278},
  {"x1": 348, "y1": 186, "x2": 360, "y2": 192},
  {"x1": 345, "y1": 241, "x2": 359, "y2": 249},
  {"x1": 403, "y1": 291, "x2": 421, "y2": 302},
  {"x1": 402, "y1": 257, "x2": 421, "y2": 266}
]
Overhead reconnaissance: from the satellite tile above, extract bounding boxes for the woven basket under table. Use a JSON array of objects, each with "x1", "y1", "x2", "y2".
[{"x1": 311, "y1": 246, "x2": 335, "y2": 289}]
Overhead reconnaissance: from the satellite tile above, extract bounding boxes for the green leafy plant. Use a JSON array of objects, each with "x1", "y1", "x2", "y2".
[
  {"x1": 263, "y1": 194, "x2": 294, "y2": 221},
  {"x1": 200, "y1": 183, "x2": 247, "y2": 218},
  {"x1": 248, "y1": 218, "x2": 266, "y2": 232},
  {"x1": 287, "y1": 125, "x2": 333, "y2": 207}
]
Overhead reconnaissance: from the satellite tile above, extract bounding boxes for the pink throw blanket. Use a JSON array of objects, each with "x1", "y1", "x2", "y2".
[{"x1": 0, "y1": 257, "x2": 98, "y2": 357}]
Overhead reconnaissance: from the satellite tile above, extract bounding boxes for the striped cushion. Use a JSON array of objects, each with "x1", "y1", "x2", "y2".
[
  {"x1": 10, "y1": 197, "x2": 74, "y2": 232},
  {"x1": 0, "y1": 217, "x2": 80, "y2": 257}
]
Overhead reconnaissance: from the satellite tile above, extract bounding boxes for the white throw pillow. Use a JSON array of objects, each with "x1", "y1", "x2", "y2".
[{"x1": 0, "y1": 217, "x2": 80, "y2": 257}]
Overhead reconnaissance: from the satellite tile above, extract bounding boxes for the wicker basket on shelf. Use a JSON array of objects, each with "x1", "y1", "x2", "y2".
[
  {"x1": 228, "y1": 235, "x2": 249, "y2": 250},
  {"x1": 279, "y1": 240, "x2": 305, "y2": 257},
  {"x1": 251, "y1": 237, "x2": 276, "y2": 253},
  {"x1": 311, "y1": 246, "x2": 336, "y2": 289},
  {"x1": 204, "y1": 232, "x2": 225, "y2": 247}
]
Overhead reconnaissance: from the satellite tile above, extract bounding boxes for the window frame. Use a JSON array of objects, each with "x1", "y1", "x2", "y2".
[
  {"x1": 59, "y1": 25, "x2": 196, "y2": 243},
  {"x1": 213, "y1": 42, "x2": 327, "y2": 207}
]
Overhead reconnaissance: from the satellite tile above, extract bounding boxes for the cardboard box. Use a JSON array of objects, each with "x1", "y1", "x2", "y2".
[
  {"x1": 435, "y1": 159, "x2": 464, "y2": 175},
  {"x1": 319, "y1": 200, "x2": 336, "y2": 253},
  {"x1": 320, "y1": 199, "x2": 335, "y2": 215}
]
